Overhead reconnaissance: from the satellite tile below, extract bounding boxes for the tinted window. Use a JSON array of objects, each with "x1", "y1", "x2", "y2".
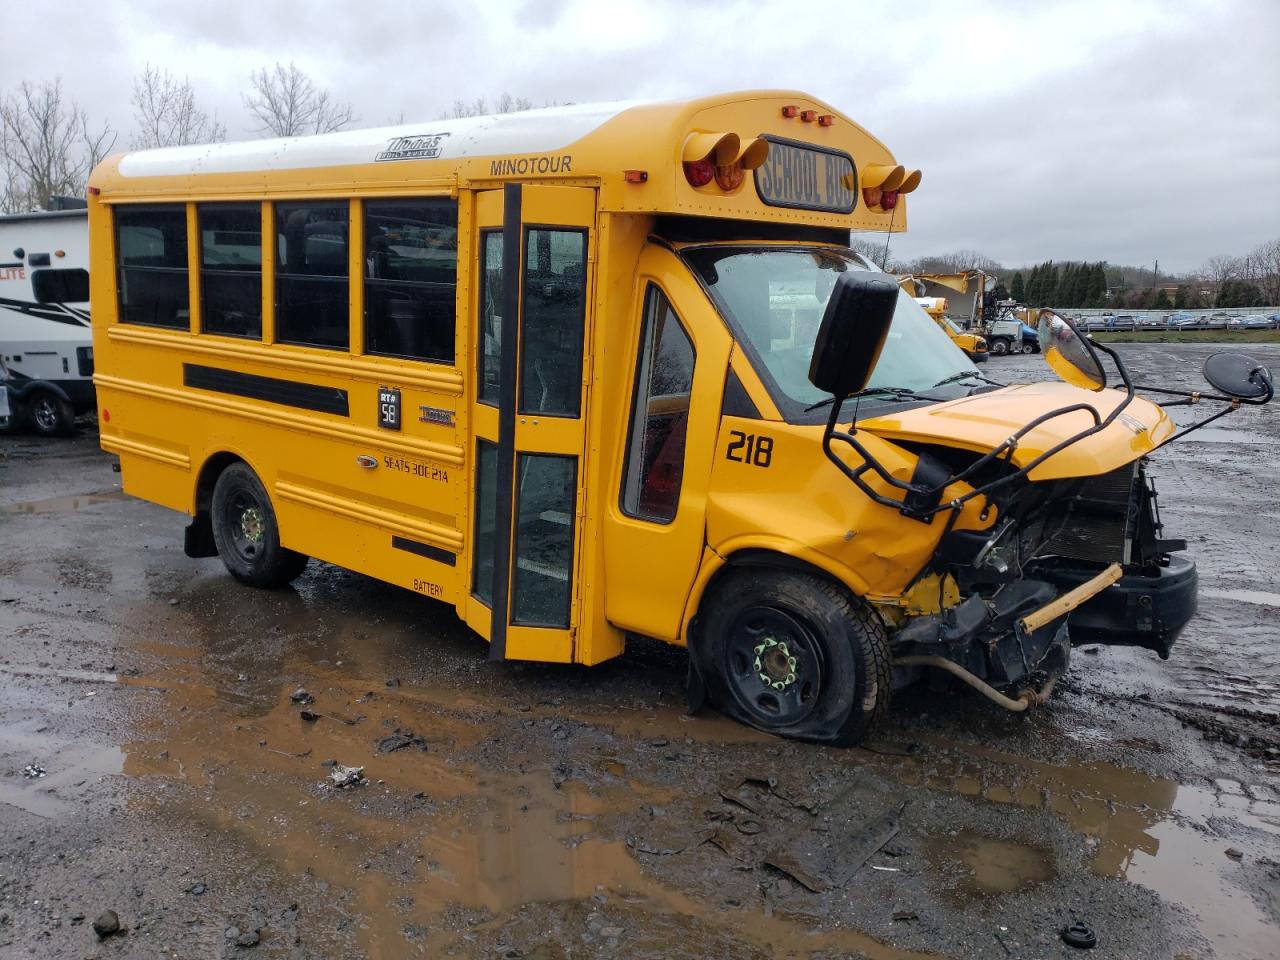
[
  {"x1": 276, "y1": 201, "x2": 349, "y2": 350},
  {"x1": 478, "y1": 231, "x2": 502, "y2": 405},
  {"x1": 472, "y1": 439, "x2": 498, "y2": 606},
  {"x1": 200, "y1": 204, "x2": 262, "y2": 339},
  {"x1": 519, "y1": 229, "x2": 586, "y2": 416},
  {"x1": 365, "y1": 198, "x2": 457, "y2": 363},
  {"x1": 511, "y1": 454, "x2": 576, "y2": 627},
  {"x1": 116, "y1": 206, "x2": 189, "y2": 328},
  {"x1": 32, "y1": 268, "x2": 89, "y2": 304},
  {"x1": 621, "y1": 286, "x2": 695, "y2": 523}
]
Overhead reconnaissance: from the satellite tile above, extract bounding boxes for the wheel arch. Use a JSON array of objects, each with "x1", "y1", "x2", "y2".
[
  {"x1": 681, "y1": 538, "x2": 874, "y2": 651},
  {"x1": 184, "y1": 450, "x2": 251, "y2": 558}
]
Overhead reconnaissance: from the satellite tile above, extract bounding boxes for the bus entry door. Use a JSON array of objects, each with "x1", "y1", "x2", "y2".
[{"x1": 466, "y1": 184, "x2": 595, "y2": 663}]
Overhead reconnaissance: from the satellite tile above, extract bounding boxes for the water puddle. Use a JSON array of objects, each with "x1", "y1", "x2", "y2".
[
  {"x1": 1180, "y1": 427, "x2": 1276, "y2": 445},
  {"x1": 0, "y1": 665, "x2": 118, "y2": 684},
  {"x1": 0, "y1": 740, "x2": 124, "y2": 818},
  {"x1": 118, "y1": 662, "x2": 938, "y2": 960},
  {"x1": 2, "y1": 489, "x2": 128, "y2": 514},
  {"x1": 1201, "y1": 587, "x2": 1280, "y2": 608},
  {"x1": 873, "y1": 736, "x2": 1280, "y2": 958},
  {"x1": 925, "y1": 831, "x2": 1055, "y2": 900}
]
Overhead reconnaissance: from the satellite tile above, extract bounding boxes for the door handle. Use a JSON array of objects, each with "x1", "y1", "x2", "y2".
[{"x1": 356, "y1": 455, "x2": 378, "y2": 469}]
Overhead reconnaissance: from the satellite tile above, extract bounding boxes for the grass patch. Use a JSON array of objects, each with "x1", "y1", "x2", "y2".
[{"x1": 1092, "y1": 329, "x2": 1280, "y2": 344}]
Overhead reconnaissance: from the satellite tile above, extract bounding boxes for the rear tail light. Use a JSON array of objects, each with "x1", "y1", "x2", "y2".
[
  {"x1": 862, "y1": 186, "x2": 883, "y2": 208},
  {"x1": 880, "y1": 190, "x2": 899, "y2": 210},
  {"x1": 683, "y1": 160, "x2": 715, "y2": 187}
]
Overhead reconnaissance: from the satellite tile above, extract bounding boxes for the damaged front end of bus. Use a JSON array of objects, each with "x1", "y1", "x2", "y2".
[{"x1": 809, "y1": 277, "x2": 1274, "y2": 713}]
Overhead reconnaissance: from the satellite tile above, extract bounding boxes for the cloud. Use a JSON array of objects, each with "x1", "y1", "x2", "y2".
[{"x1": 2, "y1": 0, "x2": 1274, "y2": 271}]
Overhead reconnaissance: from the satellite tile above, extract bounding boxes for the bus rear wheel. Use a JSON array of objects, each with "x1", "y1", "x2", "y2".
[
  {"x1": 696, "y1": 568, "x2": 891, "y2": 745},
  {"x1": 210, "y1": 462, "x2": 309, "y2": 588}
]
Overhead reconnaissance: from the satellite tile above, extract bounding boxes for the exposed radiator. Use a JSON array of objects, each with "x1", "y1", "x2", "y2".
[{"x1": 1036, "y1": 463, "x2": 1137, "y2": 565}]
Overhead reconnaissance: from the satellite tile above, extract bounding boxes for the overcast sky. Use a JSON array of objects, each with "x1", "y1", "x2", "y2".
[{"x1": 5, "y1": 0, "x2": 1276, "y2": 273}]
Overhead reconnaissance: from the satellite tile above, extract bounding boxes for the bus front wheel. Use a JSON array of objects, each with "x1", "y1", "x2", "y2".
[
  {"x1": 211, "y1": 462, "x2": 309, "y2": 588},
  {"x1": 696, "y1": 568, "x2": 891, "y2": 745}
]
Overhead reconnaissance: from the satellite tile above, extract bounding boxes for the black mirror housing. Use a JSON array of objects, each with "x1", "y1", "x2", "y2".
[
  {"x1": 1202, "y1": 352, "x2": 1274, "y2": 401},
  {"x1": 807, "y1": 274, "x2": 897, "y2": 397}
]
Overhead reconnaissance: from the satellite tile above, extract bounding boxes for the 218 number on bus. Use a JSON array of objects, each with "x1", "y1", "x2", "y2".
[{"x1": 725, "y1": 430, "x2": 773, "y2": 468}]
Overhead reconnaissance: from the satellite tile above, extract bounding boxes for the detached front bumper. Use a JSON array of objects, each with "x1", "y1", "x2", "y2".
[{"x1": 1028, "y1": 555, "x2": 1197, "y2": 660}]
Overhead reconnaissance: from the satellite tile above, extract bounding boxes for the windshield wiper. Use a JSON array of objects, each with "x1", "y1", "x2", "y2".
[
  {"x1": 805, "y1": 386, "x2": 940, "y2": 413},
  {"x1": 932, "y1": 370, "x2": 1003, "y2": 389}
]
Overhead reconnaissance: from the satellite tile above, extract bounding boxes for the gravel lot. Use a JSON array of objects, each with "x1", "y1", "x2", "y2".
[{"x1": 1, "y1": 341, "x2": 1277, "y2": 959}]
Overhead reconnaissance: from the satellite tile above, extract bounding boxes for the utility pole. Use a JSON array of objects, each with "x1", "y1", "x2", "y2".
[{"x1": 1153, "y1": 259, "x2": 1159, "y2": 290}]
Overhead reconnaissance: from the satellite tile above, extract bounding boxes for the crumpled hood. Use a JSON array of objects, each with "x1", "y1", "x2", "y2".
[{"x1": 858, "y1": 382, "x2": 1174, "y2": 480}]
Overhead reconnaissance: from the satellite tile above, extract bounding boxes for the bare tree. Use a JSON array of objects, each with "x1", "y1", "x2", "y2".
[
  {"x1": 444, "y1": 93, "x2": 535, "y2": 119},
  {"x1": 0, "y1": 78, "x2": 115, "y2": 212},
  {"x1": 1251, "y1": 237, "x2": 1280, "y2": 306},
  {"x1": 243, "y1": 62, "x2": 355, "y2": 137},
  {"x1": 131, "y1": 64, "x2": 225, "y2": 149},
  {"x1": 1202, "y1": 254, "x2": 1240, "y2": 286}
]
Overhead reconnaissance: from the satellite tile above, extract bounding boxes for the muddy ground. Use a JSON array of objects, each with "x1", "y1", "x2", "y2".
[{"x1": 1, "y1": 341, "x2": 1277, "y2": 959}]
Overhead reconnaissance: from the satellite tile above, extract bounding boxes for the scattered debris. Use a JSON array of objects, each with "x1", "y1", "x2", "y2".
[
  {"x1": 869, "y1": 865, "x2": 900, "y2": 872},
  {"x1": 290, "y1": 687, "x2": 314, "y2": 705},
  {"x1": 92, "y1": 909, "x2": 122, "y2": 939},
  {"x1": 327, "y1": 764, "x2": 366, "y2": 788},
  {"x1": 375, "y1": 729, "x2": 427, "y2": 754},
  {"x1": 22, "y1": 763, "x2": 46, "y2": 779},
  {"x1": 385, "y1": 677, "x2": 401, "y2": 688},
  {"x1": 236, "y1": 928, "x2": 261, "y2": 947},
  {"x1": 763, "y1": 799, "x2": 904, "y2": 894},
  {"x1": 299, "y1": 710, "x2": 319, "y2": 723},
  {"x1": 626, "y1": 836, "x2": 685, "y2": 856},
  {"x1": 892, "y1": 910, "x2": 919, "y2": 922},
  {"x1": 185, "y1": 882, "x2": 206, "y2": 896},
  {"x1": 1225, "y1": 847, "x2": 1244, "y2": 861},
  {"x1": 168, "y1": 598, "x2": 179, "y2": 606},
  {"x1": 1061, "y1": 920, "x2": 1098, "y2": 949}
]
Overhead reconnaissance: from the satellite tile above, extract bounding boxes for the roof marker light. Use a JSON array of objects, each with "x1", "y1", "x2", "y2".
[
  {"x1": 800, "y1": 110, "x2": 817, "y2": 122},
  {"x1": 781, "y1": 105, "x2": 799, "y2": 118},
  {"x1": 818, "y1": 114, "x2": 835, "y2": 127},
  {"x1": 623, "y1": 169, "x2": 648, "y2": 183},
  {"x1": 87, "y1": 186, "x2": 100, "y2": 196}
]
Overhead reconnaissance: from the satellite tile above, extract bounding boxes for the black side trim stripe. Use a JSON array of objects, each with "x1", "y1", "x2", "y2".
[
  {"x1": 0, "y1": 296, "x2": 91, "y2": 327},
  {"x1": 391, "y1": 536, "x2": 456, "y2": 566},
  {"x1": 183, "y1": 363, "x2": 349, "y2": 416}
]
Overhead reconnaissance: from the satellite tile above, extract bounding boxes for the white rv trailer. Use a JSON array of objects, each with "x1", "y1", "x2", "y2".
[{"x1": 0, "y1": 206, "x2": 93, "y2": 435}]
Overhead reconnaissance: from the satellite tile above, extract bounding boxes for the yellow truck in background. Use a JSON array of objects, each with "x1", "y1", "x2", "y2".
[{"x1": 911, "y1": 293, "x2": 988, "y2": 362}]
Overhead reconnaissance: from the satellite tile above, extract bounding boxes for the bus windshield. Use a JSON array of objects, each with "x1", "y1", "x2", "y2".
[{"x1": 685, "y1": 246, "x2": 976, "y2": 421}]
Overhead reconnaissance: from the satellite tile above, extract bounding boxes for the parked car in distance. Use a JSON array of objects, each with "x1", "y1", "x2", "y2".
[{"x1": 1241, "y1": 314, "x2": 1274, "y2": 329}]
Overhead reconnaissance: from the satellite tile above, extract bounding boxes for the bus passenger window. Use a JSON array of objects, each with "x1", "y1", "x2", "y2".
[
  {"x1": 275, "y1": 201, "x2": 349, "y2": 350},
  {"x1": 365, "y1": 199, "x2": 458, "y2": 363},
  {"x1": 478, "y1": 232, "x2": 502, "y2": 406},
  {"x1": 621, "y1": 286, "x2": 696, "y2": 523},
  {"x1": 115, "y1": 206, "x2": 189, "y2": 329},
  {"x1": 520, "y1": 229, "x2": 586, "y2": 417},
  {"x1": 199, "y1": 204, "x2": 262, "y2": 339}
]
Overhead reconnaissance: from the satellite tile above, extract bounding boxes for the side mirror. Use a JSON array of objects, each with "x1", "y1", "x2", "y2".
[
  {"x1": 1203, "y1": 352, "x2": 1274, "y2": 401},
  {"x1": 807, "y1": 274, "x2": 897, "y2": 397},
  {"x1": 1037, "y1": 309, "x2": 1106, "y2": 391}
]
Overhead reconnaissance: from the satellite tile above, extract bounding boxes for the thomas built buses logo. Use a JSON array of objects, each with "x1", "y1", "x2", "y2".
[{"x1": 376, "y1": 133, "x2": 450, "y2": 162}]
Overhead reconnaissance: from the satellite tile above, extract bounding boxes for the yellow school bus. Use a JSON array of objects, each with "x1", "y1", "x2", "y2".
[{"x1": 90, "y1": 90, "x2": 1255, "y2": 744}]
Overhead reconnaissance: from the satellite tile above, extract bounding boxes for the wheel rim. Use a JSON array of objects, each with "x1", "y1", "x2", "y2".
[
  {"x1": 32, "y1": 398, "x2": 58, "y2": 431},
  {"x1": 722, "y1": 605, "x2": 825, "y2": 727},
  {"x1": 227, "y1": 491, "x2": 266, "y2": 563}
]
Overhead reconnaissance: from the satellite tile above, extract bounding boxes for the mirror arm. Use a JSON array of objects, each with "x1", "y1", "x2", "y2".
[
  {"x1": 1157, "y1": 402, "x2": 1241, "y2": 447},
  {"x1": 821, "y1": 398, "x2": 936, "y2": 519}
]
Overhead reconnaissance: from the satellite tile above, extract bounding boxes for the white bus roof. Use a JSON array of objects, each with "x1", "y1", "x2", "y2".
[{"x1": 117, "y1": 100, "x2": 652, "y2": 179}]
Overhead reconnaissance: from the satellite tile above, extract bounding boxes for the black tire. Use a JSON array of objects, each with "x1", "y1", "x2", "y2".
[
  {"x1": 695, "y1": 568, "x2": 891, "y2": 745},
  {"x1": 210, "y1": 462, "x2": 309, "y2": 588},
  {"x1": 989, "y1": 338, "x2": 1010, "y2": 356},
  {"x1": 27, "y1": 391, "x2": 75, "y2": 437}
]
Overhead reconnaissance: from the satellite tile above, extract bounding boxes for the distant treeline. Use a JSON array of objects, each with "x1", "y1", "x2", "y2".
[{"x1": 1011, "y1": 262, "x2": 1108, "y2": 309}]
